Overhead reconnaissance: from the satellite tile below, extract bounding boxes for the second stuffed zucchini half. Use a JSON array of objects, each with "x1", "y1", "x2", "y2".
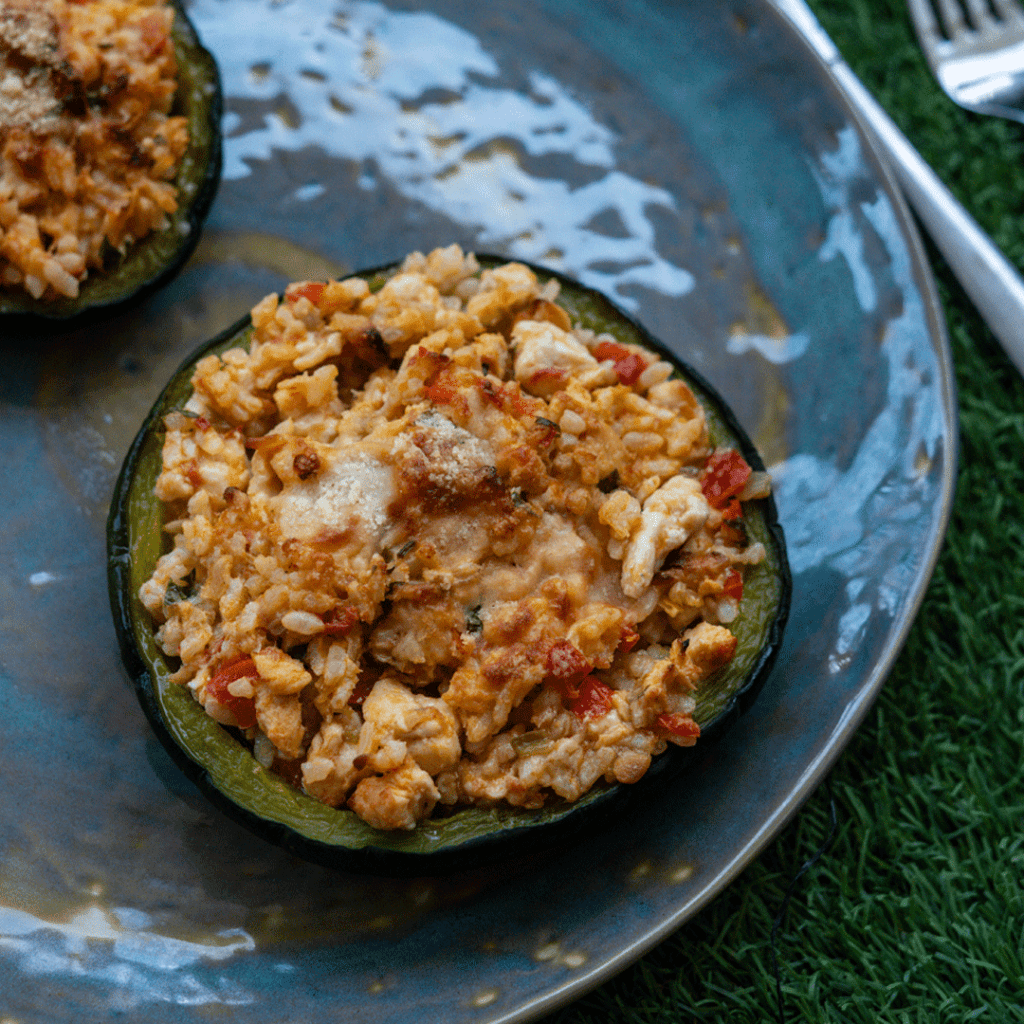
[{"x1": 0, "y1": 0, "x2": 222, "y2": 323}]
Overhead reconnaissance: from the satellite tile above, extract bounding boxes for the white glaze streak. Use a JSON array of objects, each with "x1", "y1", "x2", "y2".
[{"x1": 189, "y1": 0, "x2": 695, "y2": 308}]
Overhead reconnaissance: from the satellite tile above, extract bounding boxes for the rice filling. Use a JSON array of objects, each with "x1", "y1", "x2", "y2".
[{"x1": 140, "y1": 246, "x2": 770, "y2": 830}]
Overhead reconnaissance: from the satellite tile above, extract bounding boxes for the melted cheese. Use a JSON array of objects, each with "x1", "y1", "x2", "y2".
[
  {"x1": 512, "y1": 320, "x2": 598, "y2": 385},
  {"x1": 274, "y1": 452, "x2": 395, "y2": 545}
]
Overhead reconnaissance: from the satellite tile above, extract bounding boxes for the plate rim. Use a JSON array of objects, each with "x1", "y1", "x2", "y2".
[{"x1": 500, "y1": 0, "x2": 958, "y2": 1019}]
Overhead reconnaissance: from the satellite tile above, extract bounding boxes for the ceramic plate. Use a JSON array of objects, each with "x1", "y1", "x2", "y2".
[{"x1": 0, "y1": 1, "x2": 955, "y2": 1021}]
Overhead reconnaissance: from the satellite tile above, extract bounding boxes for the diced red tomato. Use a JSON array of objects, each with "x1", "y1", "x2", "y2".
[
  {"x1": 321, "y1": 605, "x2": 360, "y2": 636},
  {"x1": 209, "y1": 656, "x2": 256, "y2": 688},
  {"x1": 571, "y1": 676, "x2": 614, "y2": 720},
  {"x1": 722, "y1": 570, "x2": 744, "y2": 602},
  {"x1": 721, "y1": 497, "x2": 743, "y2": 521},
  {"x1": 593, "y1": 340, "x2": 629, "y2": 362},
  {"x1": 593, "y1": 341, "x2": 649, "y2": 386},
  {"x1": 286, "y1": 282, "x2": 325, "y2": 305},
  {"x1": 546, "y1": 640, "x2": 591, "y2": 699},
  {"x1": 618, "y1": 624, "x2": 641, "y2": 653},
  {"x1": 424, "y1": 378, "x2": 461, "y2": 406},
  {"x1": 207, "y1": 656, "x2": 258, "y2": 729},
  {"x1": 613, "y1": 352, "x2": 647, "y2": 385},
  {"x1": 701, "y1": 450, "x2": 752, "y2": 510},
  {"x1": 527, "y1": 368, "x2": 568, "y2": 389},
  {"x1": 656, "y1": 712, "x2": 700, "y2": 740}
]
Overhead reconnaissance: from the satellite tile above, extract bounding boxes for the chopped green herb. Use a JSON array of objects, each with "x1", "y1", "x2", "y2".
[
  {"x1": 163, "y1": 573, "x2": 196, "y2": 606},
  {"x1": 509, "y1": 487, "x2": 540, "y2": 515}
]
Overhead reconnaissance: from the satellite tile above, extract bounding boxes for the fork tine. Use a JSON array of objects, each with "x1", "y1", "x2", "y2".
[
  {"x1": 909, "y1": 0, "x2": 937, "y2": 35},
  {"x1": 934, "y1": 0, "x2": 969, "y2": 37},
  {"x1": 907, "y1": 0, "x2": 1024, "y2": 124},
  {"x1": 962, "y1": 0, "x2": 996, "y2": 30},
  {"x1": 907, "y1": 0, "x2": 943, "y2": 41},
  {"x1": 991, "y1": 0, "x2": 1024, "y2": 26}
]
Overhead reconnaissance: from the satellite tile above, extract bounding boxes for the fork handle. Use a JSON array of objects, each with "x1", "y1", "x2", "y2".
[
  {"x1": 831, "y1": 63, "x2": 1024, "y2": 375},
  {"x1": 772, "y1": 0, "x2": 1024, "y2": 376}
]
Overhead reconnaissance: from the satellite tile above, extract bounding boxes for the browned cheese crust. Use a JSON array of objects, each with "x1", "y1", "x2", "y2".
[
  {"x1": 140, "y1": 247, "x2": 771, "y2": 830},
  {"x1": 0, "y1": 0, "x2": 187, "y2": 299}
]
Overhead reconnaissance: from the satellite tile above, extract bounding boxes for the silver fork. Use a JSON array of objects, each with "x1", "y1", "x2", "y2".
[
  {"x1": 771, "y1": 0, "x2": 1024, "y2": 375},
  {"x1": 907, "y1": 0, "x2": 1024, "y2": 123}
]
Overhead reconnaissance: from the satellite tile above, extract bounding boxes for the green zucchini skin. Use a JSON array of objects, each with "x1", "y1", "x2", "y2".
[
  {"x1": 106, "y1": 257, "x2": 791, "y2": 876},
  {"x1": 0, "y1": 0, "x2": 222, "y2": 325}
]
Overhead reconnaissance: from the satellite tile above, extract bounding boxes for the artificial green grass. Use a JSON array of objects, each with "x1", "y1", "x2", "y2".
[{"x1": 542, "y1": 1, "x2": 1024, "y2": 1020}]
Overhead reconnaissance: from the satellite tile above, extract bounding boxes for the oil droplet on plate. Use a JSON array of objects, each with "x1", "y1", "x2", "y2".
[
  {"x1": 628, "y1": 861, "x2": 652, "y2": 883},
  {"x1": 472, "y1": 988, "x2": 499, "y2": 1008},
  {"x1": 670, "y1": 864, "x2": 694, "y2": 883},
  {"x1": 533, "y1": 940, "x2": 587, "y2": 968}
]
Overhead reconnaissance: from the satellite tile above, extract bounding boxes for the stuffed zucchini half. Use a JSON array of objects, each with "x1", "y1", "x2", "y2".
[
  {"x1": 0, "y1": 0, "x2": 222, "y2": 322},
  {"x1": 107, "y1": 250, "x2": 790, "y2": 875}
]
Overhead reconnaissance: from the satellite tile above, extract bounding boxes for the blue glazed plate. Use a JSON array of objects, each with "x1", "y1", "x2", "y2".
[{"x1": 0, "y1": 1, "x2": 954, "y2": 1022}]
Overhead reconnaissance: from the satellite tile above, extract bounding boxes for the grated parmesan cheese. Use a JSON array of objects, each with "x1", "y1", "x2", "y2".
[{"x1": 275, "y1": 454, "x2": 395, "y2": 544}]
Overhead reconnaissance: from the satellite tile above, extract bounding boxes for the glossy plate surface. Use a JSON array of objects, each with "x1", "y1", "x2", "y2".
[{"x1": 0, "y1": 1, "x2": 955, "y2": 1022}]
